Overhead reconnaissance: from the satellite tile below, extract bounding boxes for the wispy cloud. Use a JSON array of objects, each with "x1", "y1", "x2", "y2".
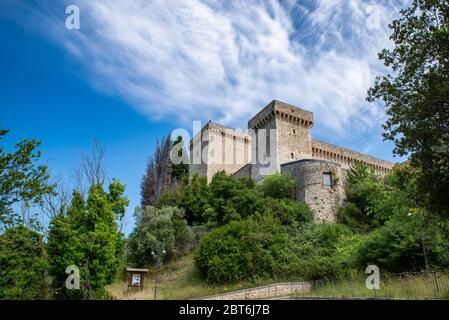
[{"x1": 10, "y1": 0, "x2": 408, "y2": 139}]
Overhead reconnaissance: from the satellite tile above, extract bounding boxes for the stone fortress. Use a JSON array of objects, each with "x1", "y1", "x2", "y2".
[{"x1": 190, "y1": 100, "x2": 395, "y2": 223}]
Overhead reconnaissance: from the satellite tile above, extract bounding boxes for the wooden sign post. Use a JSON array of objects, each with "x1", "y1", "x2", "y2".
[{"x1": 126, "y1": 268, "x2": 149, "y2": 292}]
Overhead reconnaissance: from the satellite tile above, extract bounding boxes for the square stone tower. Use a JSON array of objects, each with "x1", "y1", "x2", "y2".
[
  {"x1": 190, "y1": 121, "x2": 251, "y2": 182},
  {"x1": 248, "y1": 100, "x2": 314, "y2": 181}
]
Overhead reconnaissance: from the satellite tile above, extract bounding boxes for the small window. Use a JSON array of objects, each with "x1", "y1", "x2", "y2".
[
  {"x1": 323, "y1": 172, "x2": 332, "y2": 188},
  {"x1": 291, "y1": 152, "x2": 294, "y2": 159},
  {"x1": 293, "y1": 129, "x2": 296, "y2": 134}
]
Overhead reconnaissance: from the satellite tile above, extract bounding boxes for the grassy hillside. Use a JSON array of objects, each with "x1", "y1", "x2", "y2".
[{"x1": 107, "y1": 253, "x2": 275, "y2": 300}]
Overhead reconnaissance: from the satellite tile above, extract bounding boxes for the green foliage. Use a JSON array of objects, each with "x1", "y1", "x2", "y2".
[
  {"x1": 339, "y1": 162, "x2": 411, "y2": 233},
  {"x1": 347, "y1": 161, "x2": 376, "y2": 185},
  {"x1": 47, "y1": 180, "x2": 128, "y2": 299},
  {"x1": 261, "y1": 173, "x2": 295, "y2": 199},
  {"x1": 209, "y1": 171, "x2": 263, "y2": 225},
  {"x1": 339, "y1": 179, "x2": 392, "y2": 232},
  {"x1": 356, "y1": 212, "x2": 449, "y2": 272},
  {"x1": 385, "y1": 163, "x2": 422, "y2": 201},
  {"x1": 0, "y1": 225, "x2": 50, "y2": 299},
  {"x1": 157, "y1": 174, "x2": 212, "y2": 225},
  {"x1": 158, "y1": 171, "x2": 308, "y2": 227},
  {"x1": 0, "y1": 129, "x2": 55, "y2": 227},
  {"x1": 126, "y1": 206, "x2": 191, "y2": 268},
  {"x1": 290, "y1": 223, "x2": 361, "y2": 280},
  {"x1": 367, "y1": 0, "x2": 449, "y2": 213},
  {"x1": 260, "y1": 198, "x2": 312, "y2": 226},
  {"x1": 194, "y1": 215, "x2": 296, "y2": 283}
]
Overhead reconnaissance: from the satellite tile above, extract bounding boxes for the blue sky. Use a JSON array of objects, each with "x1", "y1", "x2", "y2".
[{"x1": 0, "y1": 0, "x2": 408, "y2": 234}]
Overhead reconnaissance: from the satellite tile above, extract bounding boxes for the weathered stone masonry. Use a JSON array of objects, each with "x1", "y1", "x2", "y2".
[{"x1": 190, "y1": 100, "x2": 395, "y2": 222}]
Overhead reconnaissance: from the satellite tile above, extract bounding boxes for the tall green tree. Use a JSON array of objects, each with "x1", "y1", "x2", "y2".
[
  {"x1": 47, "y1": 180, "x2": 128, "y2": 299},
  {"x1": 0, "y1": 129, "x2": 55, "y2": 228},
  {"x1": 367, "y1": 0, "x2": 449, "y2": 213}
]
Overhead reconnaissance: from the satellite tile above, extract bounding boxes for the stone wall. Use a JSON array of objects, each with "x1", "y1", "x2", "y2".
[
  {"x1": 312, "y1": 140, "x2": 393, "y2": 174},
  {"x1": 281, "y1": 159, "x2": 346, "y2": 223},
  {"x1": 200, "y1": 282, "x2": 312, "y2": 300},
  {"x1": 233, "y1": 163, "x2": 252, "y2": 179}
]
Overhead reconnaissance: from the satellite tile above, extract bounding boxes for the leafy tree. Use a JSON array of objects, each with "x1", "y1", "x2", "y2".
[
  {"x1": 47, "y1": 192, "x2": 86, "y2": 299},
  {"x1": 356, "y1": 212, "x2": 449, "y2": 272},
  {"x1": 175, "y1": 174, "x2": 212, "y2": 225},
  {"x1": 384, "y1": 163, "x2": 422, "y2": 200},
  {"x1": 261, "y1": 173, "x2": 295, "y2": 199},
  {"x1": 367, "y1": 0, "x2": 449, "y2": 213},
  {"x1": 0, "y1": 226, "x2": 50, "y2": 299},
  {"x1": 347, "y1": 161, "x2": 376, "y2": 185},
  {"x1": 208, "y1": 171, "x2": 260, "y2": 225},
  {"x1": 126, "y1": 206, "x2": 190, "y2": 268},
  {"x1": 230, "y1": 186, "x2": 264, "y2": 221},
  {"x1": 339, "y1": 179, "x2": 391, "y2": 232},
  {"x1": 260, "y1": 198, "x2": 312, "y2": 226},
  {"x1": 338, "y1": 162, "x2": 407, "y2": 233},
  {"x1": 47, "y1": 180, "x2": 128, "y2": 299},
  {"x1": 0, "y1": 129, "x2": 55, "y2": 228}
]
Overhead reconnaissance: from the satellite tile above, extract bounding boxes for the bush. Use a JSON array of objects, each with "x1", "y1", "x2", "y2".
[
  {"x1": 290, "y1": 223, "x2": 361, "y2": 279},
  {"x1": 126, "y1": 206, "x2": 190, "y2": 267},
  {"x1": 355, "y1": 212, "x2": 449, "y2": 272},
  {"x1": 261, "y1": 173, "x2": 295, "y2": 199},
  {"x1": 157, "y1": 174, "x2": 211, "y2": 225},
  {"x1": 260, "y1": 198, "x2": 312, "y2": 226},
  {"x1": 339, "y1": 163, "x2": 411, "y2": 233},
  {"x1": 194, "y1": 215, "x2": 297, "y2": 283},
  {"x1": 0, "y1": 226, "x2": 50, "y2": 299}
]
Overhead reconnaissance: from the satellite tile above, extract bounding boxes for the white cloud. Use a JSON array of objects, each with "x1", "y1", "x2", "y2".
[{"x1": 29, "y1": 0, "x2": 408, "y2": 139}]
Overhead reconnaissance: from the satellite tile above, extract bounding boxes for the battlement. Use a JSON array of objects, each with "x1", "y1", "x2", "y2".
[
  {"x1": 248, "y1": 100, "x2": 314, "y2": 129},
  {"x1": 311, "y1": 140, "x2": 393, "y2": 174}
]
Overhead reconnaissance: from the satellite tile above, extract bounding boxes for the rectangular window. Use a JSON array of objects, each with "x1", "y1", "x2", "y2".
[{"x1": 323, "y1": 172, "x2": 332, "y2": 188}]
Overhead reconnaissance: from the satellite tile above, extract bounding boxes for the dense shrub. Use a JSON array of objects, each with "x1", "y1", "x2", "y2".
[
  {"x1": 156, "y1": 174, "x2": 211, "y2": 225},
  {"x1": 260, "y1": 198, "x2": 312, "y2": 226},
  {"x1": 338, "y1": 163, "x2": 411, "y2": 233},
  {"x1": 290, "y1": 223, "x2": 362, "y2": 279},
  {"x1": 356, "y1": 212, "x2": 449, "y2": 272},
  {"x1": 261, "y1": 173, "x2": 295, "y2": 199},
  {"x1": 194, "y1": 215, "x2": 298, "y2": 283},
  {"x1": 0, "y1": 226, "x2": 50, "y2": 299}
]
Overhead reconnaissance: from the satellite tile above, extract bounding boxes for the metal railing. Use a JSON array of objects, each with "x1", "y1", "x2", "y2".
[
  {"x1": 291, "y1": 271, "x2": 449, "y2": 300},
  {"x1": 198, "y1": 271, "x2": 449, "y2": 300}
]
